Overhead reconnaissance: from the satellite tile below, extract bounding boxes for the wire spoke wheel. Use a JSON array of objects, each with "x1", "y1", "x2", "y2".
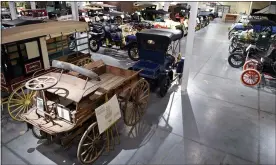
[
  {"x1": 228, "y1": 53, "x2": 245, "y2": 68},
  {"x1": 8, "y1": 84, "x2": 37, "y2": 121},
  {"x1": 123, "y1": 79, "x2": 150, "y2": 126},
  {"x1": 240, "y1": 69, "x2": 261, "y2": 86},
  {"x1": 76, "y1": 57, "x2": 92, "y2": 67},
  {"x1": 68, "y1": 40, "x2": 76, "y2": 50},
  {"x1": 77, "y1": 122, "x2": 105, "y2": 164},
  {"x1": 128, "y1": 44, "x2": 139, "y2": 61},
  {"x1": 243, "y1": 60, "x2": 258, "y2": 71}
]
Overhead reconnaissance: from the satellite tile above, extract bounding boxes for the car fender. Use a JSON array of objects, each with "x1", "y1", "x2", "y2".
[{"x1": 125, "y1": 40, "x2": 137, "y2": 49}]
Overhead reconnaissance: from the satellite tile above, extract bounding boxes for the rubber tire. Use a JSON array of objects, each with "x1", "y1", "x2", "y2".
[
  {"x1": 228, "y1": 29, "x2": 235, "y2": 40},
  {"x1": 240, "y1": 69, "x2": 261, "y2": 86},
  {"x1": 68, "y1": 40, "x2": 76, "y2": 51},
  {"x1": 158, "y1": 76, "x2": 171, "y2": 97},
  {"x1": 128, "y1": 43, "x2": 139, "y2": 61},
  {"x1": 228, "y1": 53, "x2": 245, "y2": 68},
  {"x1": 88, "y1": 38, "x2": 100, "y2": 52},
  {"x1": 32, "y1": 126, "x2": 46, "y2": 139}
]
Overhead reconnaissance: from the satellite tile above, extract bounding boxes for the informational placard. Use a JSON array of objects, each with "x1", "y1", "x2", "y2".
[
  {"x1": 25, "y1": 61, "x2": 42, "y2": 74},
  {"x1": 57, "y1": 104, "x2": 71, "y2": 122},
  {"x1": 36, "y1": 97, "x2": 45, "y2": 117},
  {"x1": 95, "y1": 95, "x2": 121, "y2": 134}
]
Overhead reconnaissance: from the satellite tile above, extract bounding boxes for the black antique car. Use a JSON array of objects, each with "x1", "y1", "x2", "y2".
[
  {"x1": 130, "y1": 28, "x2": 185, "y2": 97},
  {"x1": 89, "y1": 3, "x2": 131, "y2": 24}
]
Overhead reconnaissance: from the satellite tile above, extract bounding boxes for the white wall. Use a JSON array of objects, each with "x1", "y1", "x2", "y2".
[{"x1": 222, "y1": 1, "x2": 270, "y2": 14}]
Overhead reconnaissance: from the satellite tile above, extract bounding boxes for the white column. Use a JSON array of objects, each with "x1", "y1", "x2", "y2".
[
  {"x1": 8, "y1": 1, "x2": 18, "y2": 20},
  {"x1": 71, "y1": 1, "x2": 79, "y2": 21},
  {"x1": 249, "y1": 2, "x2": 253, "y2": 14},
  {"x1": 163, "y1": 2, "x2": 170, "y2": 11},
  {"x1": 30, "y1": 1, "x2": 36, "y2": 10},
  {"x1": 181, "y1": 2, "x2": 198, "y2": 93}
]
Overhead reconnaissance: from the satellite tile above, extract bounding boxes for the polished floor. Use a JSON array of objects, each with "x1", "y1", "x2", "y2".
[{"x1": 1, "y1": 20, "x2": 276, "y2": 165}]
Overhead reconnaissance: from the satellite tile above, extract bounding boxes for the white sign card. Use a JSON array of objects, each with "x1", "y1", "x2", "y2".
[
  {"x1": 57, "y1": 104, "x2": 71, "y2": 122},
  {"x1": 36, "y1": 97, "x2": 45, "y2": 117},
  {"x1": 95, "y1": 95, "x2": 121, "y2": 134}
]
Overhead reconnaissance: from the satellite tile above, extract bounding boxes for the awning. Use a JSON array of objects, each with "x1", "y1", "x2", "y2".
[{"x1": 2, "y1": 21, "x2": 88, "y2": 44}]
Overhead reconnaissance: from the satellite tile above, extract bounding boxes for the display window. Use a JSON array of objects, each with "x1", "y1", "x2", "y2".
[{"x1": 2, "y1": 39, "x2": 43, "y2": 80}]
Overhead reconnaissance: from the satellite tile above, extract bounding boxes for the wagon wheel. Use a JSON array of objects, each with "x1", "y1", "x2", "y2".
[
  {"x1": 123, "y1": 79, "x2": 150, "y2": 126},
  {"x1": 8, "y1": 84, "x2": 37, "y2": 121},
  {"x1": 240, "y1": 69, "x2": 261, "y2": 86},
  {"x1": 243, "y1": 60, "x2": 258, "y2": 71},
  {"x1": 77, "y1": 122, "x2": 105, "y2": 165},
  {"x1": 76, "y1": 57, "x2": 92, "y2": 67}
]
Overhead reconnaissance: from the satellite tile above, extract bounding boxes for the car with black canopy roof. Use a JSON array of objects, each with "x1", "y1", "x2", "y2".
[{"x1": 130, "y1": 28, "x2": 184, "y2": 97}]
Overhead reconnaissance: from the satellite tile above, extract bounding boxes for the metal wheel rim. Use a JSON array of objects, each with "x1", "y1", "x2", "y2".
[
  {"x1": 8, "y1": 85, "x2": 36, "y2": 121},
  {"x1": 241, "y1": 69, "x2": 261, "y2": 86},
  {"x1": 130, "y1": 47, "x2": 139, "y2": 59},
  {"x1": 90, "y1": 40, "x2": 98, "y2": 50},
  {"x1": 124, "y1": 79, "x2": 150, "y2": 126},
  {"x1": 230, "y1": 54, "x2": 243, "y2": 66},
  {"x1": 77, "y1": 122, "x2": 105, "y2": 164},
  {"x1": 69, "y1": 41, "x2": 76, "y2": 50}
]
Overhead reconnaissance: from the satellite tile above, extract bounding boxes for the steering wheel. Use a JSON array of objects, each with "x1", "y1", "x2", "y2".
[{"x1": 25, "y1": 76, "x2": 58, "y2": 91}]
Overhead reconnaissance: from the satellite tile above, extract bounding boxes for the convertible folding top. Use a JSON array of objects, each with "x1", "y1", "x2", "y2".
[{"x1": 137, "y1": 28, "x2": 183, "y2": 41}]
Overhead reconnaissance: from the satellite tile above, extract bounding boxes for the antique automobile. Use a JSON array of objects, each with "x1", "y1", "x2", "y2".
[
  {"x1": 1, "y1": 9, "x2": 12, "y2": 20},
  {"x1": 240, "y1": 45, "x2": 276, "y2": 87},
  {"x1": 19, "y1": 59, "x2": 149, "y2": 164},
  {"x1": 228, "y1": 19, "x2": 276, "y2": 40},
  {"x1": 168, "y1": 3, "x2": 190, "y2": 22},
  {"x1": 130, "y1": 28, "x2": 184, "y2": 97},
  {"x1": 198, "y1": 11, "x2": 216, "y2": 21},
  {"x1": 141, "y1": 9, "x2": 188, "y2": 36},
  {"x1": 2, "y1": 21, "x2": 93, "y2": 121},
  {"x1": 88, "y1": 22, "x2": 139, "y2": 61},
  {"x1": 228, "y1": 32, "x2": 273, "y2": 68},
  {"x1": 47, "y1": 6, "x2": 72, "y2": 20},
  {"x1": 89, "y1": 3, "x2": 131, "y2": 24},
  {"x1": 19, "y1": 9, "x2": 49, "y2": 20},
  {"x1": 130, "y1": 21, "x2": 153, "y2": 32},
  {"x1": 228, "y1": 26, "x2": 275, "y2": 53},
  {"x1": 79, "y1": 6, "x2": 103, "y2": 22}
]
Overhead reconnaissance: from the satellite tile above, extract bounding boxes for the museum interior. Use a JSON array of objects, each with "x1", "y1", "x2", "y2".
[{"x1": 1, "y1": 1, "x2": 276, "y2": 165}]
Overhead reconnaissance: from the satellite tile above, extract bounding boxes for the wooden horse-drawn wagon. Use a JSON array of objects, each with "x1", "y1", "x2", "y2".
[
  {"x1": 1, "y1": 21, "x2": 93, "y2": 121},
  {"x1": 20, "y1": 59, "x2": 149, "y2": 164}
]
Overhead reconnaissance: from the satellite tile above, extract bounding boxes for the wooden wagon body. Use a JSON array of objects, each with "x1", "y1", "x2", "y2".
[
  {"x1": 1, "y1": 21, "x2": 91, "y2": 94},
  {"x1": 18, "y1": 60, "x2": 149, "y2": 164},
  {"x1": 3, "y1": 21, "x2": 94, "y2": 121}
]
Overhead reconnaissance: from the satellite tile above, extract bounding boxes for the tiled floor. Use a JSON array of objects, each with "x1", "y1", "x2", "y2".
[{"x1": 1, "y1": 19, "x2": 275, "y2": 165}]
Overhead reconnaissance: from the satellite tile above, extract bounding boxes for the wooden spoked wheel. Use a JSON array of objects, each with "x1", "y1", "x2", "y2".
[
  {"x1": 240, "y1": 69, "x2": 261, "y2": 86},
  {"x1": 123, "y1": 79, "x2": 150, "y2": 126},
  {"x1": 243, "y1": 60, "x2": 258, "y2": 71},
  {"x1": 76, "y1": 57, "x2": 92, "y2": 67},
  {"x1": 77, "y1": 122, "x2": 105, "y2": 164},
  {"x1": 8, "y1": 84, "x2": 36, "y2": 121}
]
